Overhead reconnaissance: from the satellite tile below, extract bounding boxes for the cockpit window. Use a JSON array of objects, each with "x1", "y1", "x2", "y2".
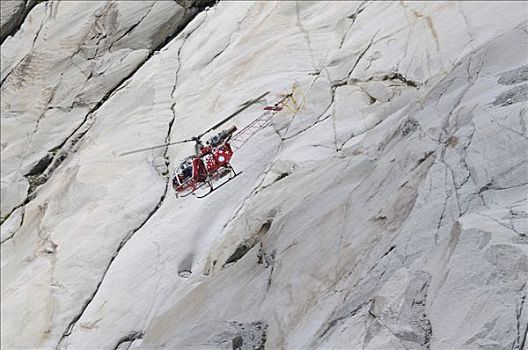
[{"x1": 175, "y1": 159, "x2": 193, "y2": 183}]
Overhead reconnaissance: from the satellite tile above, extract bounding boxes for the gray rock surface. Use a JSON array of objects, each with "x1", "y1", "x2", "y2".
[
  {"x1": 1, "y1": 1, "x2": 527, "y2": 349},
  {"x1": 0, "y1": 0, "x2": 38, "y2": 44}
]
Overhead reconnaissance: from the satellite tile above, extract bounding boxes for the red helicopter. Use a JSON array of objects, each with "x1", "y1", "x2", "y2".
[{"x1": 120, "y1": 90, "x2": 300, "y2": 198}]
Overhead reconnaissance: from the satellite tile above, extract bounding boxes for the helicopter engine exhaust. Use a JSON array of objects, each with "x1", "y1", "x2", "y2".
[{"x1": 225, "y1": 125, "x2": 237, "y2": 136}]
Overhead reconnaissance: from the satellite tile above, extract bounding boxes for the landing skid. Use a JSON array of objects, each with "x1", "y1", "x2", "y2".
[
  {"x1": 194, "y1": 171, "x2": 242, "y2": 199},
  {"x1": 176, "y1": 180, "x2": 209, "y2": 198},
  {"x1": 177, "y1": 191, "x2": 194, "y2": 198}
]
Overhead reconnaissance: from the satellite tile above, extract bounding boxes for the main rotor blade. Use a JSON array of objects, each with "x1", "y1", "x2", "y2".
[
  {"x1": 198, "y1": 91, "x2": 270, "y2": 138},
  {"x1": 119, "y1": 138, "x2": 194, "y2": 156},
  {"x1": 120, "y1": 92, "x2": 270, "y2": 156}
]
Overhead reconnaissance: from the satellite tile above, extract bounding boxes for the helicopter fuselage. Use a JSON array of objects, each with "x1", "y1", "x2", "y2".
[{"x1": 172, "y1": 127, "x2": 237, "y2": 197}]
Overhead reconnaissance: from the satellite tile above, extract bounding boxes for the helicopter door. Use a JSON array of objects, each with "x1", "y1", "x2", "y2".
[{"x1": 192, "y1": 157, "x2": 208, "y2": 181}]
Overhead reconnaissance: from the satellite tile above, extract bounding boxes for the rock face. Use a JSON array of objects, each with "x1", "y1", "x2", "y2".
[
  {"x1": 0, "y1": 0, "x2": 38, "y2": 44},
  {"x1": 1, "y1": 1, "x2": 527, "y2": 349}
]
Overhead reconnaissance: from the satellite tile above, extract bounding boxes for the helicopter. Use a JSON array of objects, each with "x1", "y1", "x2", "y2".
[{"x1": 120, "y1": 88, "x2": 303, "y2": 198}]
